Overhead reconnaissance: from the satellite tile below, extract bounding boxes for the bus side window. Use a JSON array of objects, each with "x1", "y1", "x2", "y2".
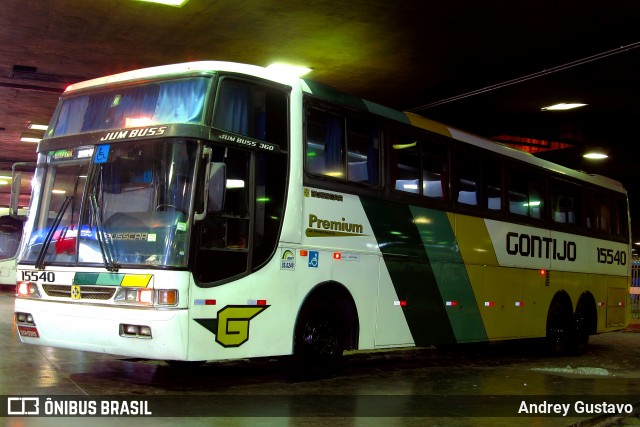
[
  {"x1": 552, "y1": 180, "x2": 582, "y2": 226},
  {"x1": 595, "y1": 193, "x2": 611, "y2": 233},
  {"x1": 565, "y1": 183, "x2": 582, "y2": 226},
  {"x1": 456, "y1": 152, "x2": 479, "y2": 206},
  {"x1": 390, "y1": 132, "x2": 420, "y2": 194},
  {"x1": 613, "y1": 197, "x2": 629, "y2": 238},
  {"x1": 508, "y1": 167, "x2": 543, "y2": 218},
  {"x1": 421, "y1": 140, "x2": 447, "y2": 200},
  {"x1": 346, "y1": 116, "x2": 380, "y2": 185},
  {"x1": 482, "y1": 158, "x2": 502, "y2": 211},
  {"x1": 305, "y1": 108, "x2": 345, "y2": 178},
  {"x1": 213, "y1": 78, "x2": 288, "y2": 150}
]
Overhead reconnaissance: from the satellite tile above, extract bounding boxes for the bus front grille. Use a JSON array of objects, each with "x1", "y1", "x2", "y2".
[{"x1": 42, "y1": 285, "x2": 116, "y2": 300}]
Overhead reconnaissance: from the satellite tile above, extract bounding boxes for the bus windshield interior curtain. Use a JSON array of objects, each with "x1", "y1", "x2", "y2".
[
  {"x1": 153, "y1": 79, "x2": 207, "y2": 124},
  {"x1": 53, "y1": 96, "x2": 90, "y2": 136},
  {"x1": 214, "y1": 81, "x2": 250, "y2": 135}
]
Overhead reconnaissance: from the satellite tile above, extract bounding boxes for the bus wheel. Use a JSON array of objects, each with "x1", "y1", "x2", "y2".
[
  {"x1": 546, "y1": 298, "x2": 574, "y2": 356},
  {"x1": 571, "y1": 300, "x2": 593, "y2": 355},
  {"x1": 293, "y1": 301, "x2": 344, "y2": 379}
]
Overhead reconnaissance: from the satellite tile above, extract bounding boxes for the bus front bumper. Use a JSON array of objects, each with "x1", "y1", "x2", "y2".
[{"x1": 14, "y1": 298, "x2": 190, "y2": 361}]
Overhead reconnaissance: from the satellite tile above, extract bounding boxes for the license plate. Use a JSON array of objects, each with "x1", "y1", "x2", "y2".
[{"x1": 17, "y1": 325, "x2": 40, "y2": 338}]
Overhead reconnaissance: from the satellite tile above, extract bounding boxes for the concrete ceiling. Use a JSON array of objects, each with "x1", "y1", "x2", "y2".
[{"x1": 2, "y1": 0, "x2": 640, "y2": 234}]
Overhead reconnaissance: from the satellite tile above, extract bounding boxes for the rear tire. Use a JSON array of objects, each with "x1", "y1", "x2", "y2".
[
  {"x1": 546, "y1": 298, "x2": 574, "y2": 356},
  {"x1": 571, "y1": 302, "x2": 591, "y2": 355}
]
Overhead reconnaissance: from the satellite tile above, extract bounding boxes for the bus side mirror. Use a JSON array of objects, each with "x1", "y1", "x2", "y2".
[{"x1": 207, "y1": 162, "x2": 226, "y2": 213}]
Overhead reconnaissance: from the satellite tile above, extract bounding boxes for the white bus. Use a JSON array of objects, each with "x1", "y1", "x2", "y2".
[
  {"x1": 1, "y1": 164, "x2": 31, "y2": 287},
  {"x1": 14, "y1": 61, "x2": 630, "y2": 376}
]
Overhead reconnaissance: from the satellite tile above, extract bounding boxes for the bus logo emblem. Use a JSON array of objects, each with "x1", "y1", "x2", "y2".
[
  {"x1": 71, "y1": 285, "x2": 81, "y2": 300},
  {"x1": 195, "y1": 305, "x2": 269, "y2": 348}
]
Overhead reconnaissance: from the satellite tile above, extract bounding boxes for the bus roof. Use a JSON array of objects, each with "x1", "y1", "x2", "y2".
[{"x1": 64, "y1": 61, "x2": 301, "y2": 94}]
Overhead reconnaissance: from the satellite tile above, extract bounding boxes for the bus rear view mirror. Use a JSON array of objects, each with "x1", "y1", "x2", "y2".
[{"x1": 207, "y1": 162, "x2": 226, "y2": 213}]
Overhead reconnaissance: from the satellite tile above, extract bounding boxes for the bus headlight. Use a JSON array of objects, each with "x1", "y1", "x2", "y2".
[
  {"x1": 114, "y1": 288, "x2": 178, "y2": 306},
  {"x1": 16, "y1": 282, "x2": 41, "y2": 298}
]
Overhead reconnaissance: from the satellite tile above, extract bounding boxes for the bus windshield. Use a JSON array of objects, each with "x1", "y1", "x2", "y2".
[
  {"x1": 51, "y1": 77, "x2": 209, "y2": 137},
  {"x1": 20, "y1": 139, "x2": 198, "y2": 269}
]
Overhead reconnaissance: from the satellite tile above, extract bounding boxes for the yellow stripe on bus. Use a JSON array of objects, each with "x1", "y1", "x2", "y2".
[{"x1": 120, "y1": 274, "x2": 152, "y2": 288}]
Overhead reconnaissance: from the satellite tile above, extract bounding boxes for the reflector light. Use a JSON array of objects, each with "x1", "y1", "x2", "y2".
[
  {"x1": 446, "y1": 301, "x2": 458, "y2": 307},
  {"x1": 394, "y1": 301, "x2": 408, "y2": 307},
  {"x1": 300, "y1": 250, "x2": 308, "y2": 257},
  {"x1": 195, "y1": 298, "x2": 215, "y2": 305},
  {"x1": 484, "y1": 301, "x2": 494, "y2": 307},
  {"x1": 619, "y1": 301, "x2": 625, "y2": 307},
  {"x1": 539, "y1": 269, "x2": 547, "y2": 276},
  {"x1": 333, "y1": 252, "x2": 342, "y2": 260},
  {"x1": 515, "y1": 301, "x2": 524, "y2": 307},
  {"x1": 257, "y1": 299, "x2": 267, "y2": 306}
]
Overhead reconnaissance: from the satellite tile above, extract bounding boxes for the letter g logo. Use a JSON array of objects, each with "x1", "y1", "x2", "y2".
[
  {"x1": 195, "y1": 305, "x2": 269, "y2": 348},
  {"x1": 216, "y1": 306, "x2": 268, "y2": 347}
]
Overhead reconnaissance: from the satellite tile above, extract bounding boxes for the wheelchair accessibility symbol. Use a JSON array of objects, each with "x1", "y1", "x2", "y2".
[{"x1": 308, "y1": 251, "x2": 319, "y2": 268}]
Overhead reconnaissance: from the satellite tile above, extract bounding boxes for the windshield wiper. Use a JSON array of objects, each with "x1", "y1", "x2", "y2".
[
  {"x1": 89, "y1": 194, "x2": 119, "y2": 272},
  {"x1": 35, "y1": 196, "x2": 73, "y2": 270}
]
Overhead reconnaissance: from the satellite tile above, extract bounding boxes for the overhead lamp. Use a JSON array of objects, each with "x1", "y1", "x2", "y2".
[
  {"x1": 583, "y1": 151, "x2": 608, "y2": 160},
  {"x1": 28, "y1": 123, "x2": 48, "y2": 131},
  {"x1": 541, "y1": 103, "x2": 587, "y2": 111},
  {"x1": 135, "y1": 0, "x2": 189, "y2": 6},
  {"x1": 266, "y1": 63, "x2": 312, "y2": 78},
  {"x1": 20, "y1": 136, "x2": 41, "y2": 143}
]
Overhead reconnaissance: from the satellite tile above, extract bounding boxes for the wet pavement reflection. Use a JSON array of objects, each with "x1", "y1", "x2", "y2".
[{"x1": 2, "y1": 286, "x2": 640, "y2": 426}]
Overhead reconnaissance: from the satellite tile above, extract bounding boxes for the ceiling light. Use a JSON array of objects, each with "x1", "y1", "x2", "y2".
[
  {"x1": 20, "y1": 136, "x2": 41, "y2": 143},
  {"x1": 135, "y1": 0, "x2": 189, "y2": 6},
  {"x1": 0, "y1": 180, "x2": 8, "y2": 186},
  {"x1": 28, "y1": 124, "x2": 48, "y2": 131},
  {"x1": 583, "y1": 152, "x2": 608, "y2": 160},
  {"x1": 266, "y1": 63, "x2": 312, "y2": 78},
  {"x1": 541, "y1": 103, "x2": 587, "y2": 111}
]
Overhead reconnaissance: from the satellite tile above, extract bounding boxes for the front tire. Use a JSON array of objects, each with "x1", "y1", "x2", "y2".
[{"x1": 293, "y1": 301, "x2": 344, "y2": 379}]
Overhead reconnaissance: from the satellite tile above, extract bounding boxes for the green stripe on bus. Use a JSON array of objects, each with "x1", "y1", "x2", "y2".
[
  {"x1": 409, "y1": 206, "x2": 488, "y2": 342},
  {"x1": 361, "y1": 197, "x2": 456, "y2": 346},
  {"x1": 73, "y1": 272, "x2": 124, "y2": 286}
]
